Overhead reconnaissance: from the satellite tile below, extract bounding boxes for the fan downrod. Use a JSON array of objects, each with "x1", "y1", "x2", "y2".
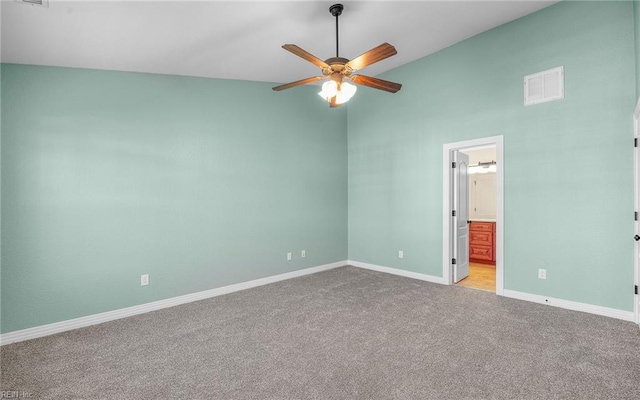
[{"x1": 329, "y1": 4, "x2": 344, "y2": 57}]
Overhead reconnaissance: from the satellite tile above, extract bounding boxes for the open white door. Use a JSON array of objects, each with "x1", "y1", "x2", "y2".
[{"x1": 452, "y1": 150, "x2": 470, "y2": 283}]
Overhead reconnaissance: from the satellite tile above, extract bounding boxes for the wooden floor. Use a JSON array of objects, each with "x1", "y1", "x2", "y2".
[{"x1": 456, "y1": 262, "x2": 496, "y2": 292}]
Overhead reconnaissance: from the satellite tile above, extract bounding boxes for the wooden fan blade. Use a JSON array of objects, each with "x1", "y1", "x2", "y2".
[
  {"x1": 346, "y1": 43, "x2": 397, "y2": 71},
  {"x1": 282, "y1": 44, "x2": 329, "y2": 69},
  {"x1": 350, "y1": 75, "x2": 402, "y2": 93},
  {"x1": 272, "y1": 76, "x2": 323, "y2": 91}
]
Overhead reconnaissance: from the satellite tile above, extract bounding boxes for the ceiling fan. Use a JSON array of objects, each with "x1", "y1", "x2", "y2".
[{"x1": 272, "y1": 3, "x2": 402, "y2": 108}]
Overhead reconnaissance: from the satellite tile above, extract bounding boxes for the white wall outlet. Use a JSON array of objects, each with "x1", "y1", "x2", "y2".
[
  {"x1": 141, "y1": 274, "x2": 149, "y2": 286},
  {"x1": 398, "y1": 250, "x2": 404, "y2": 259},
  {"x1": 287, "y1": 252, "x2": 292, "y2": 261},
  {"x1": 538, "y1": 269, "x2": 547, "y2": 280},
  {"x1": 301, "y1": 250, "x2": 306, "y2": 258}
]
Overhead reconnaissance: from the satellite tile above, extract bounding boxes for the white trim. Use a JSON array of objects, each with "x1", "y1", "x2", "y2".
[
  {"x1": 503, "y1": 289, "x2": 635, "y2": 322},
  {"x1": 0, "y1": 261, "x2": 347, "y2": 345},
  {"x1": 442, "y1": 136, "x2": 504, "y2": 295},
  {"x1": 348, "y1": 260, "x2": 635, "y2": 322},
  {"x1": 634, "y1": 97, "x2": 640, "y2": 326},
  {"x1": 348, "y1": 260, "x2": 447, "y2": 285}
]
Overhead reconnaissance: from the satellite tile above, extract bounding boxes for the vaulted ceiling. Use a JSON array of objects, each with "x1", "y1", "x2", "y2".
[{"x1": 1, "y1": 1, "x2": 558, "y2": 84}]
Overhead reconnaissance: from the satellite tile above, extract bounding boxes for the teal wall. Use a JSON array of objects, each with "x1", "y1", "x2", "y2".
[
  {"x1": 348, "y1": 1, "x2": 636, "y2": 311},
  {"x1": 0, "y1": 65, "x2": 348, "y2": 333},
  {"x1": 1, "y1": 1, "x2": 638, "y2": 334}
]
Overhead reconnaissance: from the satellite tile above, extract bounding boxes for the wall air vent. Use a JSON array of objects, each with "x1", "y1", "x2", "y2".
[
  {"x1": 524, "y1": 66, "x2": 564, "y2": 106},
  {"x1": 15, "y1": 0, "x2": 49, "y2": 8}
]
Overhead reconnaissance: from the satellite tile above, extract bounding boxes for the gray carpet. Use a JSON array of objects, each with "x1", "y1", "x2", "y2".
[{"x1": 1, "y1": 266, "x2": 639, "y2": 399}]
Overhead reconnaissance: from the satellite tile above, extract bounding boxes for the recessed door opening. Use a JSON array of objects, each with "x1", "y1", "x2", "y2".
[
  {"x1": 457, "y1": 147, "x2": 497, "y2": 292},
  {"x1": 442, "y1": 136, "x2": 504, "y2": 295}
]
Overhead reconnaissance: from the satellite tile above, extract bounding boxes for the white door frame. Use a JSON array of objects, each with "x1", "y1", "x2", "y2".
[
  {"x1": 442, "y1": 136, "x2": 504, "y2": 295},
  {"x1": 634, "y1": 99, "x2": 640, "y2": 325}
]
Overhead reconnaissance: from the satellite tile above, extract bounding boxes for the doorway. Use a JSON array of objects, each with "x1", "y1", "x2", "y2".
[
  {"x1": 442, "y1": 136, "x2": 504, "y2": 295},
  {"x1": 458, "y1": 146, "x2": 497, "y2": 292}
]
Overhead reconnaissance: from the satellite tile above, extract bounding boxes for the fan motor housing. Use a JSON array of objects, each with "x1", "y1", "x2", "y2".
[{"x1": 323, "y1": 57, "x2": 352, "y2": 76}]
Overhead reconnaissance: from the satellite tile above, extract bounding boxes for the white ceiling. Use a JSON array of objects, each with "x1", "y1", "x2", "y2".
[{"x1": 1, "y1": 0, "x2": 558, "y2": 85}]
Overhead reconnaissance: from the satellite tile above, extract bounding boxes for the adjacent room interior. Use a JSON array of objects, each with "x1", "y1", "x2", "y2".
[
  {"x1": 2, "y1": 0, "x2": 640, "y2": 398},
  {"x1": 457, "y1": 146, "x2": 497, "y2": 292}
]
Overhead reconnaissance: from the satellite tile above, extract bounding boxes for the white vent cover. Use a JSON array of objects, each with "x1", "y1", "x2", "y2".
[
  {"x1": 524, "y1": 66, "x2": 564, "y2": 106},
  {"x1": 15, "y1": 0, "x2": 49, "y2": 8}
]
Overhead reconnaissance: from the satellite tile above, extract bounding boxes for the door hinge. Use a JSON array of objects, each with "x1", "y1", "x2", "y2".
[
  {"x1": 635, "y1": 211, "x2": 638, "y2": 222},
  {"x1": 452, "y1": 162, "x2": 456, "y2": 168},
  {"x1": 635, "y1": 138, "x2": 638, "y2": 148},
  {"x1": 635, "y1": 285, "x2": 638, "y2": 295},
  {"x1": 452, "y1": 210, "x2": 456, "y2": 217},
  {"x1": 452, "y1": 258, "x2": 457, "y2": 265}
]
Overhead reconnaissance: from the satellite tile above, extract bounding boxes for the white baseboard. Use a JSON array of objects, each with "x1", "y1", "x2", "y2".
[
  {"x1": 348, "y1": 260, "x2": 447, "y2": 285},
  {"x1": 502, "y1": 289, "x2": 635, "y2": 322},
  {"x1": 0, "y1": 260, "x2": 348, "y2": 346},
  {"x1": 349, "y1": 260, "x2": 634, "y2": 323},
  {"x1": 3, "y1": 260, "x2": 633, "y2": 345}
]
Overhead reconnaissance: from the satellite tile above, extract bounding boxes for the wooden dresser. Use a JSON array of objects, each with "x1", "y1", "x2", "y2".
[{"x1": 469, "y1": 221, "x2": 496, "y2": 265}]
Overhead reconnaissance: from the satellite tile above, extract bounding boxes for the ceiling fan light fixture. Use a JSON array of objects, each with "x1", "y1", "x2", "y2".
[
  {"x1": 318, "y1": 81, "x2": 357, "y2": 105},
  {"x1": 335, "y1": 82, "x2": 357, "y2": 104},
  {"x1": 318, "y1": 80, "x2": 338, "y2": 99}
]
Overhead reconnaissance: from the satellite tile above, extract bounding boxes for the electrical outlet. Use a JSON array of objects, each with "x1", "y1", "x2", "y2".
[
  {"x1": 287, "y1": 252, "x2": 292, "y2": 261},
  {"x1": 141, "y1": 274, "x2": 149, "y2": 286},
  {"x1": 301, "y1": 250, "x2": 306, "y2": 258},
  {"x1": 538, "y1": 269, "x2": 547, "y2": 280},
  {"x1": 398, "y1": 250, "x2": 404, "y2": 259}
]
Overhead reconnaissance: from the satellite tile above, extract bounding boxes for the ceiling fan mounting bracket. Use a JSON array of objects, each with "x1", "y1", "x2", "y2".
[{"x1": 329, "y1": 4, "x2": 343, "y2": 17}]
